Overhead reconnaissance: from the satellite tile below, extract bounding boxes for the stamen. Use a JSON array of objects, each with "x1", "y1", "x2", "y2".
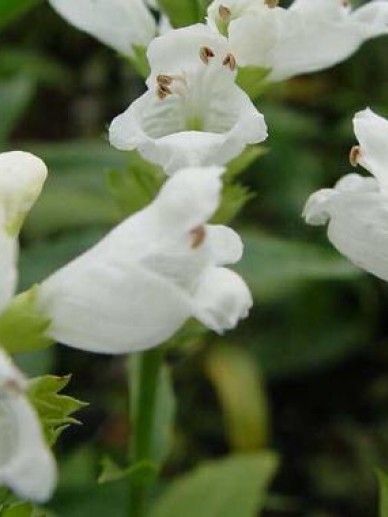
[
  {"x1": 200, "y1": 46, "x2": 215, "y2": 65},
  {"x1": 190, "y1": 226, "x2": 206, "y2": 249},
  {"x1": 223, "y1": 53, "x2": 237, "y2": 71},
  {"x1": 157, "y1": 84, "x2": 173, "y2": 100},
  {"x1": 265, "y1": 0, "x2": 279, "y2": 7},
  {"x1": 349, "y1": 145, "x2": 361, "y2": 167},
  {"x1": 4, "y1": 379, "x2": 24, "y2": 394},
  {"x1": 219, "y1": 5, "x2": 231, "y2": 22},
  {"x1": 157, "y1": 74, "x2": 173, "y2": 86}
]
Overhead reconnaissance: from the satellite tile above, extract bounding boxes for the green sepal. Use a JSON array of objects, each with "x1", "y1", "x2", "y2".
[
  {"x1": 98, "y1": 457, "x2": 158, "y2": 485},
  {"x1": 212, "y1": 183, "x2": 255, "y2": 225},
  {"x1": 27, "y1": 374, "x2": 88, "y2": 445},
  {"x1": 129, "y1": 45, "x2": 150, "y2": 79},
  {"x1": 157, "y1": 0, "x2": 204, "y2": 28},
  {"x1": 0, "y1": 287, "x2": 53, "y2": 354},
  {"x1": 107, "y1": 152, "x2": 164, "y2": 217},
  {"x1": 237, "y1": 66, "x2": 272, "y2": 99}
]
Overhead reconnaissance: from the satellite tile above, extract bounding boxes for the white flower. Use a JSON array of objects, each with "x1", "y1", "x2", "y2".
[
  {"x1": 303, "y1": 108, "x2": 388, "y2": 281},
  {"x1": 0, "y1": 349, "x2": 57, "y2": 502},
  {"x1": 0, "y1": 151, "x2": 48, "y2": 313},
  {"x1": 37, "y1": 166, "x2": 253, "y2": 354},
  {"x1": 109, "y1": 24, "x2": 267, "y2": 175},
  {"x1": 48, "y1": 0, "x2": 157, "y2": 58},
  {"x1": 207, "y1": 0, "x2": 388, "y2": 82}
]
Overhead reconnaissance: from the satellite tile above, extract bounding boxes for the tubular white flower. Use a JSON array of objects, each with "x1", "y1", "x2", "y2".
[
  {"x1": 0, "y1": 349, "x2": 57, "y2": 502},
  {"x1": 37, "y1": 166, "x2": 253, "y2": 354},
  {"x1": 109, "y1": 24, "x2": 267, "y2": 175},
  {"x1": 0, "y1": 151, "x2": 48, "y2": 312},
  {"x1": 48, "y1": 0, "x2": 157, "y2": 58},
  {"x1": 303, "y1": 108, "x2": 388, "y2": 281},
  {"x1": 207, "y1": 0, "x2": 388, "y2": 82}
]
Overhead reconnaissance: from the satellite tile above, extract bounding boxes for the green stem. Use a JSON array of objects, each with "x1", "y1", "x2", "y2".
[{"x1": 128, "y1": 348, "x2": 163, "y2": 517}]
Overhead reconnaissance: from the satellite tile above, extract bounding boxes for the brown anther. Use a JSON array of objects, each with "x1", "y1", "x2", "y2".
[
  {"x1": 342, "y1": 0, "x2": 350, "y2": 6},
  {"x1": 157, "y1": 74, "x2": 173, "y2": 86},
  {"x1": 4, "y1": 379, "x2": 23, "y2": 394},
  {"x1": 219, "y1": 5, "x2": 231, "y2": 21},
  {"x1": 190, "y1": 226, "x2": 206, "y2": 249},
  {"x1": 223, "y1": 53, "x2": 237, "y2": 71},
  {"x1": 265, "y1": 0, "x2": 279, "y2": 7},
  {"x1": 200, "y1": 46, "x2": 215, "y2": 65},
  {"x1": 349, "y1": 145, "x2": 361, "y2": 167},
  {"x1": 157, "y1": 84, "x2": 172, "y2": 100}
]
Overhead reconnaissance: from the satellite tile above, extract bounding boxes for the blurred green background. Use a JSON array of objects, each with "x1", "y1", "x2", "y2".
[{"x1": 1, "y1": 0, "x2": 388, "y2": 515}]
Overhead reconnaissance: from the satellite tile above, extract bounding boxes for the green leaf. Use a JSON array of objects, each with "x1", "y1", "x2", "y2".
[
  {"x1": 0, "y1": 502, "x2": 51, "y2": 517},
  {"x1": 0, "y1": 48, "x2": 70, "y2": 87},
  {"x1": 129, "y1": 45, "x2": 150, "y2": 79},
  {"x1": 27, "y1": 375, "x2": 88, "y2": 445},
  {"x1": 0, "y1": 0, "x2": 41, "y2": 31},
  {"x1": 149, "y1": 452, "x2": 279, "y2": 517},
  {"x1": 237, "y1": 229, "x2": 361, "y2": 302},
  {"x1": 98, "y1": 457, "x2": 158, "y2": 485},
  {"x1": 225, "y1": 145, "x2": 267, "y2": 181},
  {"x1": 378, "y1": 470, "x2": 388, "y2": 517},
  {"x1": 236, "y1": 66, "x2": 271, "y2": 99},
  {"x1": 212, "y1": 184, "x2": 255, "y2": 225},
  {"x1": 107, "y1": 152, "x2": 164, "y2": 217},
  {"x1": 0, "y1": 287, "x2": 53, "y2": 354},
  {"x1": 157, "y1": 0, "x2": 204, "y2": 27},
  {"x1": 205, "y1": 345, "x2": 269, "y2": 451},
  {"x1": 0, "y1": 76, "x2": 35, "y2": 143},
  {"x1": 247, "y1": 281, "x2": 376, "y2": 379}
]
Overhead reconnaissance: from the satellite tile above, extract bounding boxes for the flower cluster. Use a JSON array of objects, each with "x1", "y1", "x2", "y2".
[{"x1": 0, "y1": 0, "x2": 387, "y2": 507}]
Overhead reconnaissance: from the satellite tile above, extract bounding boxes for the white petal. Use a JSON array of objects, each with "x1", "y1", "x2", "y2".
[
  {"x1": 0, "y1": 229, "x2": 17, "y2": 313},
  {"x1": 227, "y1": 0, "x2": 388, "y2": 82},
  {"x1": 192, "y1": 267, "x2": 253, "y2": 333},
  {"x1": 146, "y1": 24, "x2": 232, "y2": 87},
  {"x1": 326, "y1": 192, "x2": 388, "y2": 281},
  {"x1": 268, "y1": 8, "x2": 363, "y2": 81},
  {"x1": 353, "y1": 108, "x2": 388, "y2": 191},
  {"x1": 228, "y1": 7, "x2": 285, "y2": 69},
  {"x1": 303, "y1": 173, "x2": 378, "y2": 226},
  {"x1": 0, "y1": 395, "x2": 56, "y2": 502},
  {"x1": 154, "y1": 166, "x2": 224, "y2": 233},
  {"x1": 49, "y1": 0, "x2": 156, "y2": 57},
  {"x1": 0, "y1": 151, "x2": 47, "y2": 236},
  {"x1": 205, "y1": 224, "x2": 243, "y2": 265},
  {"x1": 38, "y1": 256, "x2": 193, "y2": 354},
  {"x1": 352, "y1": 0, "x2": 388, "y2": 37},
  {"x1": 109, "y1": 81, "x2": 267, "y2": 175},
  {"x1": 0, "y1": 350, "x2": 56, "y2": 503}
]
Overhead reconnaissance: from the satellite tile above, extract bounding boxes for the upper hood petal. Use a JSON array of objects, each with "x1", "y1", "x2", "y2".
[{"x1": 49, "y1": 0, "x2": 156, "y2": 57}]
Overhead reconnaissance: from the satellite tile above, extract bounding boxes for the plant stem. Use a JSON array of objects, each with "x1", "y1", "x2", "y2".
[{"x1": 127, "y1": 348, "x2": 163, "y2": 517}]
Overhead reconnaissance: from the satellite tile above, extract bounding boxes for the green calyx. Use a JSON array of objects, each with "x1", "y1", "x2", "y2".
[{"x1": 0, "y1": 286, "x2": 53, "y2": 354}]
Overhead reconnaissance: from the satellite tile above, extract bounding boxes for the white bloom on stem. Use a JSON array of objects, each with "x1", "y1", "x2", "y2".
[
  {"x1": 0, "y1": 349, "x2": 57, "y2": 502},
  {"x1": 109, "y1": 24, "x2": 267, "y2": 175},
  {"x1": 303, "y1": 108, "x2": 388, "y2": 281},
  {"x1": 207, "y1": 0, "x2": 388, "y2": 82},
  {"x1": 48, "y1": 0, "x2": 157, "y2": 58},
  {"x1": 0, "y1": 152, "x2": 48, "y2": 313},
  {"x1": 37, "y1": 166, "x2": 253, "y2": 354}
]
